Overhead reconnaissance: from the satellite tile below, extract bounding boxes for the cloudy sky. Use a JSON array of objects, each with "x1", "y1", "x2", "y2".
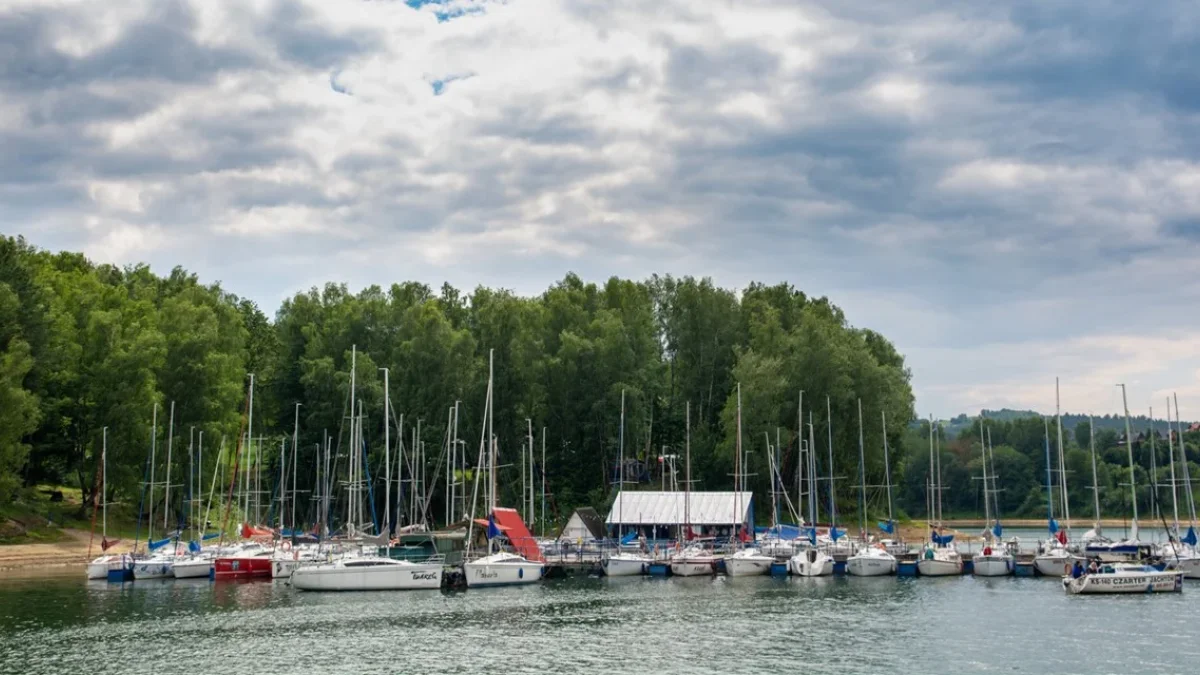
[{"x1": 4, "y1": 0, "x2": 1200, "y2": 419}]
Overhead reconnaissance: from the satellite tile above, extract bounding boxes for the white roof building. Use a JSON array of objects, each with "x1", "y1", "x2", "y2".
[{"x1": 606, "y1": 491, "x2": 753, "y2": 526}]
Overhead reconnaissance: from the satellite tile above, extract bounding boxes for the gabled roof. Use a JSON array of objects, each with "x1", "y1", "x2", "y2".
[
  {"x1": 571, "y1": 507, "x2": 607, "y2": 539},
  {"x1": 606, "y1": 491, "x2": 753, "y2": 526}
]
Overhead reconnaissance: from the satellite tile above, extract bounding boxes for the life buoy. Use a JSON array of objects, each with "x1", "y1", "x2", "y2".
[{"x1": 281, "y1": 541, "x2": 292, "y2": 552}]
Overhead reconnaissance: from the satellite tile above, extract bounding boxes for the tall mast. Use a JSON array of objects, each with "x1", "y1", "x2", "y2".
[
  {"x1": 148, "y1": 402, "x2": 157, "y2": 545},
  {"x1": 487, "y1": 349, "x2": 495, "y2": 556},
  {"x1": 735, "y1": 383, "x2": 742, "y2": 542},
  {"x1": 197, "y1": 431, "x2": 203, "y2": 542},
  {"x1": 291, "y1": 403, "x2": 301, "y2": 535},
  {"x1": 102, "y1": 427, "x2": 108, "y2": 540},
  {"x1": 775, "y1": 427, "x2": 782, "y2": 528},
  {"x1": 857, "y1": 398, "x2": 866, "y2": 538},
  {"x1": 618, "y1": 389, "x2": 625, "y2": 542},
  {"x1": 882, "y1": 410, "x2": 893, "y2": 528},
  {"x1": 684, "y1": 401, "x2": 691, "y2": 540},
  {"x1": 987, "y1": 427, "x2": 1000, "y2": 527},
  {"x1": 1055, "y1": 378, "x2": 1070, "y2": 537},
  {"x1": 797, "y1": 391, "x2": 805, "y2": 525},
  {"x1": 826, "y1": 396, "x2": 836, "y2": 534},
  {"x1": 1119, "y1": 383, "x2": 1138, "y2": 539},
  {"x1": 164, "y1": 401, "x2": 174, "y2": 532},
  {"x1": 1150, "y1": 406, "x2": 1159, "y2": 524},
  {"x1": 979, "y1": 418, "x2": 991, "y2": 529},
  {"x1": 381, "y1": 368, "x2": 389, "y2": 536},
  {"x1": 1177, "y1": 393, "x2": 1196, "y2": 528},
  {"x1": 1088, "y1": 416, "x2": 1101, "y2": 531},
  {"x1": 527, "y1": 418, "x2": 535, "y2": 526},
  {"x1": 187, "y1": 427, "x2": 194, "y2": 542},
  {"x1": 1166, "y1": 398, "x2": 1180, "y2": 533},
  {"x1": 935, "y1": 421, "x2": 943, "y2": 524},
  {"x1": 929, "y1": 415, "x2": 936, "y2": 527},
  {"x1": 1043, "y1": 417, "x2": 1054, "y2": 531},
  {"x1": 807, "y1": 412, "x2": 817, "y2": 525},
  {"x1": 277, "y1": 438, "x2": 286, "y2": 532},
  {"x1": 246, "y1": 375, "x2": 254, "y2": 523},
  {"x1": 349, "y1": 346, "x2": 357, "y2": 531},
  {"x1": 541, "y1": 426, "x2": 547, "y2": 539}
]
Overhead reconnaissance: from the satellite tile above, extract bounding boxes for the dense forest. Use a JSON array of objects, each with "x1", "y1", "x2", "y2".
[{"x1": 1, "y1": 235, "x2": 1197, "y2": 539}]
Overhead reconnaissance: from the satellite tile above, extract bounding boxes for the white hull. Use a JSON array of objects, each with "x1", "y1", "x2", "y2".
[
  {"x1": 1064, "y1": 570, "x2": 1183, "y2": 594},
  {"x1": 788, "y1": 551, "x2": 833, "y2": 577},
  {"x1": 272, "y1": 559, "x2": 300, "y2": 579},
  {"x1": 1164, "y1": 556, "x2": 1200, "y2": 579},
  {"x1": 917, "y1": 558, "x2": 962, "y2": 576},
  {"x1": 172, "y1": 558, "x2": 213, "y2": 579},
  {"x1": 87, "y1": 555, "x2": 125, "y2": 580},
  {"x1": 846, "y1": 555, "x2": 896, "y2": 577},
  {"x1": 292, "y1": 562, "x2": 443, "y2": 591},
  {"x1": 670, "y1": 559, "x2": 714, "y2": 577},
  {"x1": 132, "y1": 559, "x2": 175, "y2": 580},
  {"x1": 972, "y1": 556, "x2": 1013, "y2": 577},
  {"x1": 724, "y1": 556, "x2": 772, "y2": 577},
  {"x1": 602, "y1": 556, "x2": 649, "y2": 577},
  {"x1": 464, "y1": 560, "x2": 543, "y2": 587}
]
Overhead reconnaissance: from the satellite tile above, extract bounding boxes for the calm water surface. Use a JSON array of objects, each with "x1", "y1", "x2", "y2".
[{"x1": 1, "y1": 566, "x2": 1197, "y2": 675}]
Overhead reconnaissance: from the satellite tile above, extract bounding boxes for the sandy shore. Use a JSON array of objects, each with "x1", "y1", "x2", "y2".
[{"x1": 0, "y1": 529, "x2": 134, "y2": 571}]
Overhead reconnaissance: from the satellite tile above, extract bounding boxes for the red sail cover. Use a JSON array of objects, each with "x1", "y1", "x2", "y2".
[{"x1": 491, "y1": 507, "x2": 543, "y2": 562}]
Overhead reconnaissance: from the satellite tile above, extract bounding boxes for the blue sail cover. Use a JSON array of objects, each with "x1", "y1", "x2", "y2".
[
  {"x1": 1183, "y1": 527, "x2": 1198, "y2": 547},
  {"x1": 188, "y1": 540, "x2": 201, "y2": 554},
  {"x1": 931, "y1": 530, "x2": 954, "y2": 545},
  {"x1": 878, "y1": 520, "x2": 895, "y2": 535},
  {"x1": 1048, "y1": 518, "x2": 1059, "y2": 535},
  {"x1": 486, "y1": 514, "x2": 502, "y2": 540},
  {"x1": 829, "y1": 526, "x2": 845, "y2": 541},
  {"x1": 620, "y1": 530, "x2": 639, "y2": 545},
  {"x1": 993, "y1": 523, "x2": 1003, "y2": 538},
  {"x1": 148, "y1": 536, "x2": 172, "y2": 552},
  {"x1": 807, "y1": 527, "x2": 818, "y2": 545},
  {"x1": 756, "y1": 524, "x2": 803, "y2": 540},
  {"x1": 201, "y1": 532, "x2": 219, "y2": 541}
]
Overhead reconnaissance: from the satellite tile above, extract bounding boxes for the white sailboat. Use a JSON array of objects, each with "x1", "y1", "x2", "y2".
[
  {"x1": 1086, "y1": 385, "x2": 1144, "y2": 561},
  {"x1": 789, "y1": 397, "x2": 837, "y2": 577},
  {"x1": 1034, "y1": 405, "x2": 1075, "y2": 576},
  {"x1": 293, "y1": 553, "x2": 442, "y2": 591},
  {"x1": 1161, "y1": 394, "x2": 1200, "y2": 578},
  {"x1": 86, "y1": 427, "x2": 130, "y2": 580},
  {"x1": 847, "y1": 401, "x2": 897, "y2": 577},
  {"x1": 671, "y1": 402, "x2": 716, "y2": 577},
  {"x1": 919, "y1": 419, "x2": 963, "y2": 576},
  {"x1": 973, "y1": 423, "x2": 1012, "y2": 577},
  {"x1": 603, "y1": 390, "x2": 650, "y2": 577},
  {"x1": 464, "y1": 350, "x2": 543, "y2": 588},
  {"x1": 724, "y1": 385, "x2": 772, "y2": 578}
]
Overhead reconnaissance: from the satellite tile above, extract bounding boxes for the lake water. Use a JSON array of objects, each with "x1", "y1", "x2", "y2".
[{"x1": 1, "y1": 566, "x2": 1198, "y2": 675}]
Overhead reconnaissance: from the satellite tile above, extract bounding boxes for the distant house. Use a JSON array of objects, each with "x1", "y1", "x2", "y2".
[{"x1": 557, "y1": 507, "x2": 607, "y2": 543}]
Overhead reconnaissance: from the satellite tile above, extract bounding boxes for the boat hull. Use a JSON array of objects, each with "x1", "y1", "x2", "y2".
[
  {"x1": 602, "y1": 556, "x2": 648, "y2": 577},
  {"x1": 463, "y1": 560, "x2": 543, "y2": 587},
  {"x1": 213, "y1": 556, "x2": 273, "y2": 580},
  {"x1": 917, "y1": 558, "x2": 962, "y2": 576},
  {"x1": 1034, "y1": 554, "x2": 1075, "y2": 577},
  {"x1": 1064, "y1": 571, "x2": 1183, "y2": 594},
  {"x1": 846, "y1": 555, "x2": 897, "y2": 577},
  {"x1": 172, "y1": 559, "x2": 213, "y2": 579},
  {"x1": 87, "y1": 555, "x2": 126, "y2": 580},
  {"x1": 292, "y1": 563, "x2": 443, "y2": 591},
  {"x1": 725, "y1": 557, "x2": 772, "y2": 577},
  {"x1": 670, "y1": 559, "x2": 715, "y2": 577},
  {"x1": 788, "y1": 552, "x2": 833, "y2": 577},
  {"x1": 1165, "y1": 556, "x2": 1200, "y2": 579},
  {"x1": 272, "y1": 558, "x2": 300, "y2": 579},
  {"x1": 132, "y1": 559, "x2": 175, "y2": 580},
  {"x1": 972, "y1": 556, "x2": 1013, "y2": 577}
]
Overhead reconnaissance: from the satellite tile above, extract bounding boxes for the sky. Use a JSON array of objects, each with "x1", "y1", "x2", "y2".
[{"x1": 3, "y1": 0, "x2": 1200, "y2": 420}]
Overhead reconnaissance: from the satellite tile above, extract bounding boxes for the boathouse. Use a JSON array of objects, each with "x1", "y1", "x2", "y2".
[
  {"x1": 606, "y1": 491, "x2": 753, "y2": 541},
  {"x1": 558, "y1": 507, "x2": 607, "y2": 543}
]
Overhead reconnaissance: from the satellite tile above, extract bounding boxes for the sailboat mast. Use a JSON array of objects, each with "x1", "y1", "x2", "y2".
[
  {"x1": 1176, "y1": 393, "x2": 1196, "y2": 528},
  {"x1": 979, "y1": 418, "x2": 991, "y2": 528},
  {"x1": 246, "y1": 375, "x2": 254, "y2": 523},
  {"x1": 381, "y1": 368, "x2": 389, "y2": 536},
  {"x1": 797, "y1": 391, "x2": 805, "y2": 525},
  {"x1": 291, "y1": 403, "x2": 300, "y2": 535},
  {"x1": 1167, "y1": 398, "x2": 1180, "y2": 532},
  {"x1": 807, "y1": 412, "x2": 817, "y2": 525},
  {"x1": 1150, "y1": 406, "x2": 1159, "y2": 524},
  {"x1": 735, "y1": 383, "x2": 742, "y2": 542},
  {"x1": 882, "y1": 411, "x2": 893, "y2": 526},
  {"x1": 1119, "y1": 383, "x2": 1138, "y2": 538},
  {"x1": 541, "y1": 427, "x2": 547, "y2": 539},
  {"x1": 149, "y1": 402, "x2": 157, "y2": 545},
  {"x1": 102, "y1": 427, "x2": 108, "y2": 540},
  {"x1": 1043, "y1": 417, "x2": 1054, "y2": 528},
  {"x1": 684, "y1": 401, "x2": 691, "y2": 541},
  {"x1": 618, "y1": 389, "x2": 625, "y2": 543},
  {"x1": 527, "y1": 418, "x2": 534, "y2": 527},
  {"x1": 775, "y1": 427, "x2": 782, "y2": 528},
  {"x1": 826, "y1": 396, "x2": 836, "y2": 534},
  {"x1": 1088, "y1": 416, "x2": 1101, "y2": 529},
  {"x1": 1055, "y1": 378, "x2": 1070, "y2": 535},
  {"x1": 487, "y1": 349, "x2": 495, "y2": 556},
  {"x1": 278, "y1": 438, "x2": 286, "y2": 531},
  {"x1": 987, "y1": 427, "x2": 1000, "y2": 525},
  {"x1": 935, "y1": 422, "x2": 944, "y2": 524},
  {"x1": 857, "y1": 398, "x2": 866, "y2": 538},
  {"x1": 929, "y1": 415, "x2": 936, "y2": 526},
  {"x1": 164, "y1": 401, "x2": 174, "y2": 532}
]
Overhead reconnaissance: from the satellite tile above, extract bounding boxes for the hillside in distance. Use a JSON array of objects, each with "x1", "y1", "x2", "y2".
[{"x1": 939, "y1": 408, "x2": 1192, "y2": 439}]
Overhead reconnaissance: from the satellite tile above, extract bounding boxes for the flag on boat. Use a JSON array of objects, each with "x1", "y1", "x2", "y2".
[
  {"x1": 486, "y1": 514, "x2": 502, "y2": 540},
  {"x1": 1183, "y1": 526, "x2": 1198, "y2": 548},
  {"x1": 1048, "y1": 518, "x2": 1059, "y2": 535},
  {"x1": 878, "y1": 520, "x2": 895, "y2": 535},
  {"x1": 992, "y1": 523, "x2": 1003, "y2": 538},
  {"x1": 931, "y1": 530, "x2": 954, "y2": 545},
  {"x1": 101, "y1": 537, "x2": 119, "y2": 551},
  {"x1": 1055, "y1": 529, "x2": 1067, "y2": 545}
]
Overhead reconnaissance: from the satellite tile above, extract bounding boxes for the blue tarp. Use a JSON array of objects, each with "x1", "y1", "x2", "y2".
[
  {"x1": 620, "y1": 530, "x2": 639, "y2": 545},
  {"x1": 148, "y1": 537, "x2": 172, "y2": 552},
  {"x1": 755, "y1": 524, "x2": 804, "y2": 540},
  {"x1": 931, "y1": 530, "x2": 954, "y2": 545},
  {"x1": 1183, "y1": 526, "x2": 1198, "y2": 547}
]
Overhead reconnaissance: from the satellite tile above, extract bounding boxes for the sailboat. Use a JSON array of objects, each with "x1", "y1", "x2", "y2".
[
  {"x1": 1161, "y1": 394, "x2": 1200, "y2": 578},
  {"x1": 919, "y1": 418, "x2": 963, "y2": 576},
  {"x1": 788, "y1": 397, "x2": 837, "y2": 577},
  {"x1": 1084, "y1": 385, "x2": 1146, "y2": 561},
  {"x1": 134, "y1": 402, "x2": 182, "y2": 581},
  {"x1": 463, "y1": 350, "x2": 544, "y2": 587},
  {"x1": 1034, "y1": 410, "x2": 1074, "y2": 576},
  {"x1": 86, "y1": 428, "x2": 131, "y2": 580},
  {"x1": 603, "y1": 390, "x2": 651, "y2": 577},
  {"x1": 725, "y1": 385, "x2": 772, "y2": 577},
  {"x1": 847, "y1": 403, "x2": 897, "y2": 577},
  {"x1": 671, "y1": 402, "x2": 716, "y2": 577},
  {"x1": 972, "y1": 424, "x2": 1013, "y2": 576}
]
